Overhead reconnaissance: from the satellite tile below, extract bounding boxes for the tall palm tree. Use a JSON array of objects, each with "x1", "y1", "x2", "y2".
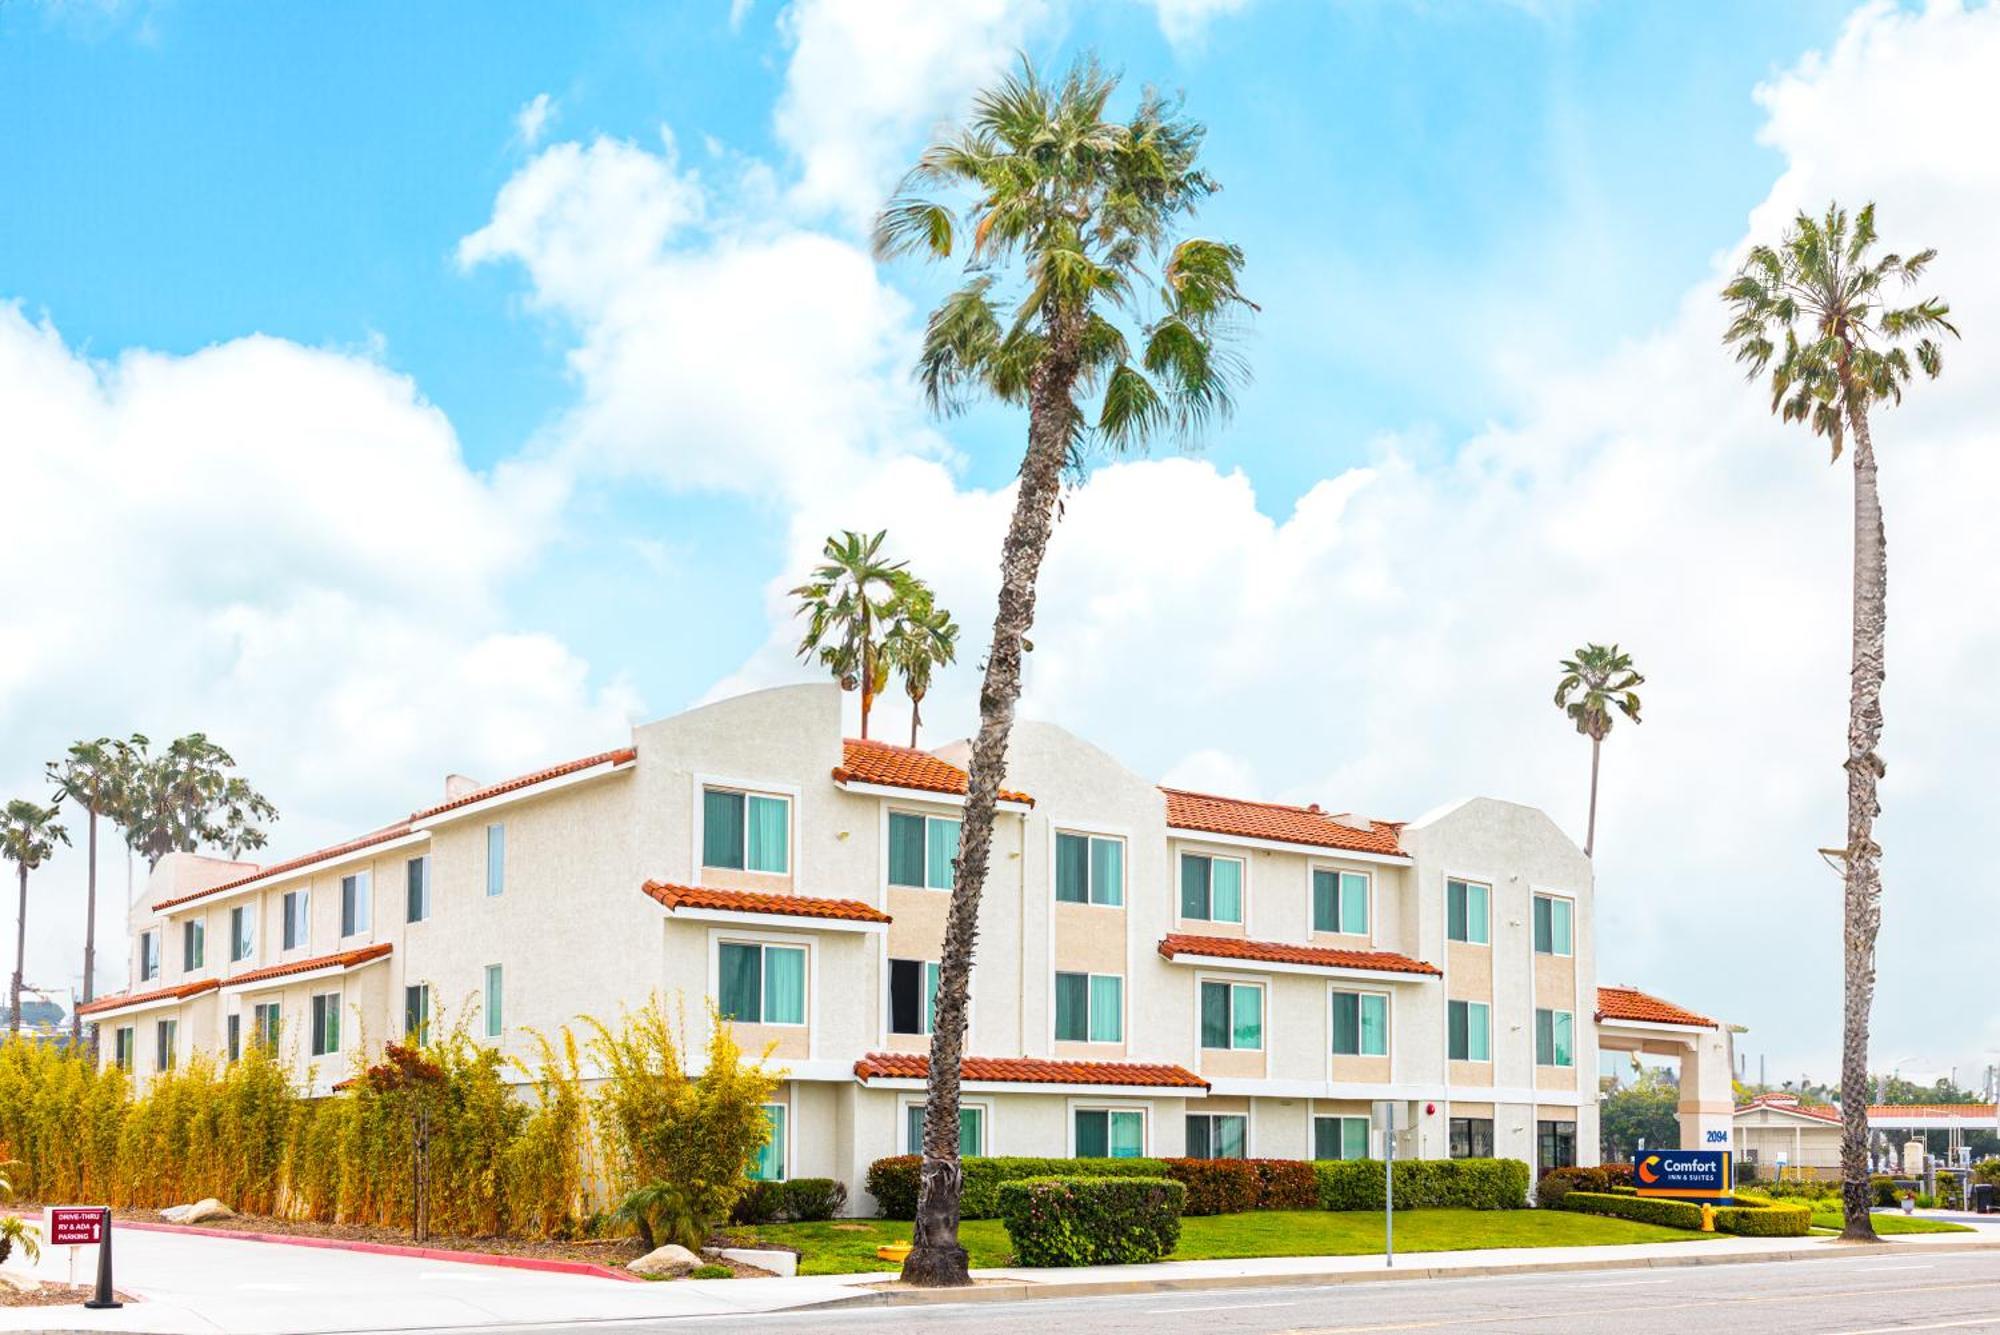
[
  {"x1": 874, "y1": 55, "x2": 1251, "y2": 1285},
  {"x1": 119, "y1": 733, "x2": 278, "y2": 870},
  {"x1": 1723, "y1": 201, "x2": 1956, "y2": 1242},
  {"x1": 2, "y1": 799, "x2": 69, "y2": 1036},
  {"x1": 883, "y1": 578, "x2": 960, "y2": 747},
  {"x1": 46, "y1": 737, "x2": 141, "y2": 1016},
  {"x1": 1553, "y1": 644, "x2": 1643, "y2": 859},
  {"x1": 791, "y1": 530, "x2": 907, "y2": 741}
]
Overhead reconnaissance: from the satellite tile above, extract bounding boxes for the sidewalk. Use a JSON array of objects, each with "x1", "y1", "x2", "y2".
[{"x1": 4, "y1": 1217, "x2": 1998, "y2": 1331}]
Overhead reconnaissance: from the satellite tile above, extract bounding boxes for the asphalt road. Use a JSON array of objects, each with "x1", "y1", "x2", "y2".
[{"x1": 475, "y1": 1251, "x2": 2000, "y2": 1335}]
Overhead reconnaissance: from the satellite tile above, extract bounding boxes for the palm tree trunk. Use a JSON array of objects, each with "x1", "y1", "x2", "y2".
[
  {"x1": 903, "y1": 332, "x2": 1080, "y2": 1288},
  {"x1": 10, "y1": 863, "x2": 26, "y2": 1036},
  {"x1": 1584, "y1": 736, "x2": 1602, "y2": 858},
  {"x1": 83, "y1": 805, "x2": 98, "y2": 1004},
  {"x1": 860, "y1": 606, "x2": 875, "y2": 740},
  {"x1": 1838, "y1": 401, "x2": 1886, "y2": 1243},
  {"x1": 910, "y1": 692, "x2": 923, "y2": 749}
]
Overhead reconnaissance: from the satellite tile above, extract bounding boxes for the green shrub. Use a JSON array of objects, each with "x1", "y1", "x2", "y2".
[
  {"x1": 1535, "y1": 1164, "x2": 1634, "y2": 1208},
  {"x1": 865, "y1": 1155, "x2": 1171, "y2": 1220},
  {"x1": 1560, "y1": 1190, "x2": 1703, "y2": 1230},
  {"x1": 731, "y1": 1177, "x2": 848, "y2": 1224},
  {"x1": 1251, "y1": 1158, "x2": 1320, "y2": 1210},
  {"x1": 1973, "y1": 1161, "x2": 2000, "y2": 1187},
  {"x1": 1871, "y1": 1175, "x2": 1902, "y2": 1207},
  {"x1": 998, "y1": 1177, "x2": 1184, "y2": 1267},
  {"x1": 1714, "y1": 1198, "x2": 1811, "y2": 1237},
  {"x1": 690, "y1": 1263, "x2": 732, "y2": 1279},
  {"x1": 1755, "y1": 1177, "x2": 1839, "y2": 1201},
  {"x1": 1162, "y1": 1158, "x2": 1259, "y2": 1215},
  {"x1": 1316, "y1": 1158, "x2": 1529, "y2": 1211},
  {"x1": 1734, "y1": 1158, "x2": 1759, "y2": 1185}
]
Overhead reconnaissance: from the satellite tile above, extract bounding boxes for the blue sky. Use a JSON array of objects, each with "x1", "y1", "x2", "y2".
[{"x1": 5, "y1": 1, "x2": 1998, "y2": 1084}]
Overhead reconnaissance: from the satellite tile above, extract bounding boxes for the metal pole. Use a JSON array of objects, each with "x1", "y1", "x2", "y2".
[
  {"x1": 1385, "y1": 1127, "x2": 1395, "y2": 1268},
  {"x1": 83, "y1": 1207, "x2": 120, "y2": 1310}
]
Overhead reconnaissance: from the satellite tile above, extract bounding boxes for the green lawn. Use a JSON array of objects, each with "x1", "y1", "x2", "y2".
[
  {"x1": 725, "y1": 1209, "x2": 1708, "y2": 1276},
  {"x1": 1808, "y1": 1212, "x2": 1975, "y2": 1236}
]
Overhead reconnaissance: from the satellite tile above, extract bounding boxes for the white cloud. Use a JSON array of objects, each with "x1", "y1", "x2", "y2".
[
  {"x1": 514, "y1": 92, "x2": 558, "y2": 148},
  {"x1": 1149, "y1": 0, "x2": 1252, "y2": 48}
]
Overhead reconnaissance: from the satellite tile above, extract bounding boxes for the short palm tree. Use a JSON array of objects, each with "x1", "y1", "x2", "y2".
[
  {"x1": 1553, "y1": 644, "x2": 1644, "y2": 859},
  {"x1": 792, "y1": 530, "x2": 907, "y2": 740},
  {"x1": 47, "y1": 737, "x2": 141, "y2": 1015},
  {"x1": 1722, "y1": 201, "x2": 1956, "y2": 1242},
  {"x1": 874, "y1": 55, "x2": 1251, "y2": 1285},
  {"x1": 2, "y1": 799, "x2": 69, "y2": 1036},
  {"x1": 883, "y1": 578, "x2": 960, "y2": 747}
]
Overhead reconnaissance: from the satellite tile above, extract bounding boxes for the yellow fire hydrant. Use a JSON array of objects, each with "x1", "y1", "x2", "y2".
[{"x1": 1700, "y1": 1203, "x2": 1717, "y2": 1232}]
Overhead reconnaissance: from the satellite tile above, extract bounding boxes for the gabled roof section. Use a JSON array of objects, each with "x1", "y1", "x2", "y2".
[
  {"x1": 853, "y1": 1053, "x2": 1207, "y2": 1090},
  {"x1": 1157, "y1": 933, "x2": 1440, "y2": 977},
  {"x1": 1735, "y1": 1093, "x2": 1840, "y2": 1123},
  {"x1": 1161, "y1": 787, "x2": 1405, "y2": 857},
  {"x1": 641, "y1": 880, "x2": 891, "y2": 924},
  {"x1": 410, "y1": 748, "x2": 635, "y2": 820},
  {"x1": 153, "y1": 823, "x2": 416, "y2": 911},
  {"x1": 833, "y1": 739, "x2": 1033, "y2": 806},
  {"x1": 1595, "y1": 985, "x2": 1717, "y2": 1029},
  {"x1": 75, "y1": 977, "x2": 221, "y2": 1017},
  {"x1": 222, "y1": 943, "x2": 392, "y2": 990}
]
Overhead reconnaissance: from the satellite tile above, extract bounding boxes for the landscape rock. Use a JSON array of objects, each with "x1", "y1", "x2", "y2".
[
  {"x1": 719, "y1": 1246, "x2": 795, "y2": 1277},
  {"x1": 627, "y1": 1243, "x2": 701, "y2": 1278},
  {"x1": 160, "y1": 1198, "x2": 235, "y2": 1225}
]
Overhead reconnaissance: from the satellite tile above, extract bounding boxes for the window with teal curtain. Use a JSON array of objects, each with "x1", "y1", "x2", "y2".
[
  {"x1": 752, "y1": 1104, "x2": 786, "y2": 1181},
  {"x1": 1342, "y1": 1117, "x2": 1369, "y2": 1160},
  {"x1": 1467, "y1": 1001, "x2": 1491, "y2": 1060},
  {"x1": 1180, "y1": 854, "x2": 1210, "y2": 918},
  {"x1": 1088, "y1": 975, "x2": 1122, "y2": 1042},
  {"x1": 702, "y1": 790, "x2": 745, "y2": 869},
  {"x1": 1200, "y1": 980, "x2": 1230, "y2": 1049},
  {"x1": 1210, "y1": 858, "x2": 1243, "y2": 921},
  {"x1": 1468, "y1": 883, "x2": 1490, "y2": 943},
  {"x1": 1331, "y1": 991, "x2": 1360, "y2": 1054},
  {"x1": 1534, "y1": 895, "x2": 1574, "y2": 955},
  {"x1": 484, "y1": 964, "x2": 503, "y2": 1037},
  {"x1": 1055, "y1": 832, "x2": 1089, "y2": 902},
  {"x1": 485, "y1": 824, "x2": 505, "y2": 896},
  {"x1": 1341, "y1": 873, "x2": 1368, "y2": 934},
  {"x1": 925, "y1": 817, "x2": 959, "y2": 889},
  {"x1": 746, "y1": 795, "x2": 789, "y2": 873},
  {"x1": 1054, "y1": 972, "x2": 1088, "y2": 1041},
  {"x1": 922, "y1": 961, "x2": 940, "y2": 1033},
  {"x1": 1359, "y1": 993, "x2": 1388, "y2": 1056},
  {"x1": 719, "y1": 943, "x2": 762, "y2": 1021},
  {"x1": 887, "y1": 812, "x2": 926, "y2": 886},
  {"x1": 1554, "y1": 1010, "x2": 1573, "y2": 1066},
  {"x1": 1089, "y1": 837, "x2": 1123, "y2": 906},
  {"x1": 762, "y1": 946, "x2": 806, "y2": 1024},
  {"x1": 1231, "y1": 983, "x2": 1261, "y2": 1050},
  {"x1": 1554, "y1": 898, "x2": 1573, "y2": 955},
  {"x1": 1215, "y1": 1114, "x2": 1246, "y2": 1158},
  {"x1": 1108, "y1": 1110, "x2": 1144, "y2": 1158},
  {"x1": 1074, "y1": 1109, "x2": 1108, "y2": 1158},
  {"x1": 911, "y1": 1105, "x2": 984, "y2": 1155}
]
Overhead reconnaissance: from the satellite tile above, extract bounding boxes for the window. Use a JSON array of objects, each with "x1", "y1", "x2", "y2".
[
  {"x1": 1538, "y1": 1120, "x2": 1577, "y2": 1172},
  {"x1": 888, "y1": 812, "x2": 960, "y2": 890},
  {"x1": 906, "y1": 1104, "x2": 985, "y2": 1156},
  {"x1": 1449, "y1": 1116, "x2": 1495, "y2": 1159},
  {"x1": 887, "y1": 958, "x2": 942, "y2": 1035},
  {"x1": 405, "y1": 984, "x2": 432, "y2": 1043},
  {"x1": 486, "y1": 824, "x2": 506, "y2": 896},
  {"x1": 340, "y1": 872, "x2": 372, "y2": 936},
  {"x1": 1331, "y1": 990, "x2": 1389, "y2": 1057},
  {"x1": 183, "y1": 919, "x2": 205, "y2": 971},
  {"x1": 1314, "y1": 1115, "x2": 1371, "y2": 1161},
  {"x1": 1074, "y1": 1108, "x2": 1145, "y2": 1158},
  {"x1": 230, "y1": 905, "x2": 254, "y2": 963},
  {"x1": 702, "y1": 788, "x2": 789, "y2": 874},
  {"x1": 1055, "y1": 832, "x2": 1124, "y2": 906},
  {"x1": 310, "y1": 992, "x2": 340, "y2": 1057},
  {"x1": 282, "y1": 890, "x2": 308, "y2": 950},
  {"x1": 113, "y1": 1026, "x2": 134, "y2": 1071},
  {"x1": 1534, "y1": 1008, "x2": 1575, "y2": 1068},
  {"x1": 484, "y1": 965, "x2": 504, "y2": 1038},
  {"x1": 155, "y1": 1018, "x2": 177, "y2": 1071},
  {"x1": 226, "y1": 1013, "x2": 241, "y2": 1063},
  {"x1": 1185, "y1": 1113, "x2": 1247, "y2": 1159},
  {"x1": 1179, "y1": 853, "x2": 1244, "y2": 923},
  {"x1": 751, "y1": 1103, "x2": 787, "y2": 1182},
  {"x1": 1053, "y1": 972, "x2": 1122, "y2": 1043},
  {"x1": 1199, "y1": 980, "x2": 1263, "y2": 1051},
  {"x1": 140, "y1": 930, "x2": 159, "y2": 982},
  {"x1": 1446, "y1": 878, "x2": 1490, "y2": 944},
  {"x1": 1312, "y1": 869, "x2": 1370, "y2": 935},
  {"x1": 718, "y1": 942, "x2": 807, "y2": 1025},
  {"x1": 406, "y1": 856, "x2": 431, "y2": 924},
  {"x1": 253, "y1": 1002, "x2": 281, "y2": 1052},
  {"x1": 1447, "y1": 999, "x2": 1491, "y2": 1061},
  {"x1": 1533, "y1": 894, "x2": 1574, "y2": 956}
]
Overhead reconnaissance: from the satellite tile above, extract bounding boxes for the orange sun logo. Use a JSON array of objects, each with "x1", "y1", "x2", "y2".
[{"x1": 1637, "y1": 1155, "x2": 1662, "y2": 1184}]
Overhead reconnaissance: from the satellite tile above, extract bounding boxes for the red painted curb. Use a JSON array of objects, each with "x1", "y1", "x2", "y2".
[{"x1": 119, "y1": 1219, "x2": 645, "y2": 1282}]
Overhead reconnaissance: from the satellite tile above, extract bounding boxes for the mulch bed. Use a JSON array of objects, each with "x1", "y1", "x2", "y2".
[{"x1": 0, "y1": 1282, "x2": 138, "y2": 1307}]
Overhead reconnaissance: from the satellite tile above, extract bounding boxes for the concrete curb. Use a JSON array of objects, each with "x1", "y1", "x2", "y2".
[
  {"x1": 801, "y1": 1236, "x2": 2000, "y2": 1311},
  {"x1": 119, "y1": 1219, "x2": 645, "y2": 1283}
]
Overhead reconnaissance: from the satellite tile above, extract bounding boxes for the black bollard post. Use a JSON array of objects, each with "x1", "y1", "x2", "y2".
[{"x1": 83, "y1": 1206, "x2": 121, "y2": 1309}]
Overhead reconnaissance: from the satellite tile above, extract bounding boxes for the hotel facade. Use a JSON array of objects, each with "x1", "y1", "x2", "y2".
[{"x1": 79, "y1": 683, "x2": 1733, "y2": 1210}]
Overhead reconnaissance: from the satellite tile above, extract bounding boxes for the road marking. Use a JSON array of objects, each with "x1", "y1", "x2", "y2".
[
  {"x1": 1571, "y1": 1278, "x2": 1672, "y2": 1288},
  {"x1": 1150, "y1": 1300, "x2": 1303, "y2": 1313},
  {"x1": 1825, "y1": 1321, "x2": 2000, "y2": 1335}
]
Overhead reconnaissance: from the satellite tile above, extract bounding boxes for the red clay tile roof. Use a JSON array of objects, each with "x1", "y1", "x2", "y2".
[
  {"x1": 1595, "y1": 985, "x2": 1716, "y2": 1028},
  {"x1": 641, "y1": 880, "x2": 891, "y2": 924},
  {"x1": 1161, "y1": 788, "x2": 1405, "y2": 857},
  {"x1": 151, "y1": 747, "x2": 636, "y2": 913},
  {"x1": 853, "y1": 1053, "x2": 1208, "y2": 1090},
  {"x1": 1736, "y1": 1093, "x2": 1840, "y2": 1123},
  {"x1": 75, "y1": 977, "x2": 221, "y2": 1017},
  {"x1": 223, "y1": 943, "x2": 393, "y2": 989},
  {"x1": 1157, "y1": 933, "x2": 1441, "y2": 977},
  {"x1": 833, "y1": 739, "x2": 1033, "y2": 806},
  {"x1": 1866, "y1": 1103, "x2": 1999, "y2": 1120}
]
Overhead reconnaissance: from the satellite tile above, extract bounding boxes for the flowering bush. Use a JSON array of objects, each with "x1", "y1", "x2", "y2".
[{"x1": 998, "y1": 1176, "x2": 1184, "y2": 1266}]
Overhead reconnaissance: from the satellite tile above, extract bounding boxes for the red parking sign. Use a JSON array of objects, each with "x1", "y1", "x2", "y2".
[{"x1": 45, "y1": 1206, "x2": 106, "y2": 1246}]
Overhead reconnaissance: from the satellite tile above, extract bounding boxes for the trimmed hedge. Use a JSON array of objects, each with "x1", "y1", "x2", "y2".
[
  {"x1": 998, "y1": 1176, "x2": 1185, "y2": 1267},
  {"x1": 1253, "y1": 1158, "x2": 1322, "y2": 1210},
  {"x1": 1535, "y1": 1164, "x2": 1634, "y2": 1208},
  {"x1": 1714, "y1": 1199, "x2": 1811, "y2": 1237},
  {"x1": 1561, "y1": 1191, "x2": 1704, "y2": 1230},
  {"x1": 1315, "y1": 1157, "x2": 1531, "y2": 1211},
  {"x1": 866, "y1": 1156, "x2": 1170, "y2": 1220},
  {"x1": 730, "y1": 1177, "x2": 848, "y2": 1225},
  {"x1": 1163, "y1": 1158, "x2": 1259, "y2": 1215}
]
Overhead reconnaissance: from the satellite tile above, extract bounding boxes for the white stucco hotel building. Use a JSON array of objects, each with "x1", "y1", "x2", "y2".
[{"x1": 78, "y1": 683, "x2": 1734, "y2": 1208}]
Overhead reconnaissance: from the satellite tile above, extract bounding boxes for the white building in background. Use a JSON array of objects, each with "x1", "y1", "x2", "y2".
[{"x1": 79, "y1": 682, "x2": 1731, "y2": 1208}]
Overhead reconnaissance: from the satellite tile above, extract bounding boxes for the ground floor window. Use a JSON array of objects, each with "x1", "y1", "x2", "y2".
[
  {"x1": 310, "y1": 992, "x2": 340, "y2": 1057},
  {"x1": 405, "y1": 984, "x2": 432, "y2": 1043},
  {"x1": 1185, "y1": 1113, "x2": 1247, "y2": 1159},
  {"x1": 155, "y1": 1018, "x2": 177, "y2": 1071},
  {"x1": 1538, "y1": 1119, "x2": 1576, "y2": 1172},
  {"x1": 1449, "y1": 1116, "x2": 1494, "y2": 1159},
  {"x1": 1075, "y1": 1108, "x2": 1145, "y2": 1158},
  {"x1": 226, "y1": 1013, "x2": 241, "y2": 1063},
  {"x1": 1314, "y1": 1114, "x2": 1370, "y2": 1161},
  {"x1": 113, "y1": 1026, "x2": 134, "y2": 1071},
  {"x1": 253, "y1": 1002, "x2": 281, "y2": 1052},
  {"x1": 752, "y1": 1102, "x2": 787, "y2": 1181},
  {"x1": 906, "y1": 1103, "x2": 985, "y2": 1156}
]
